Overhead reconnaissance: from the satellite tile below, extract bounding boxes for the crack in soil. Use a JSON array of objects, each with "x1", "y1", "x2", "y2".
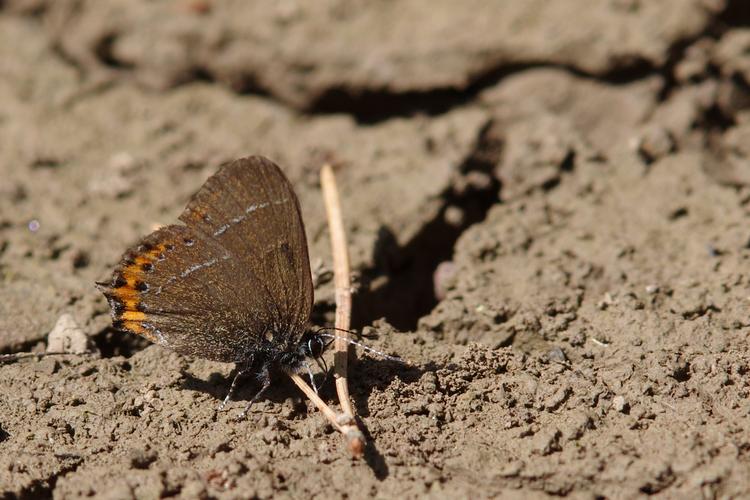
[{"x1": 353, "y1": 119, "x2": 504, "y2": 331}]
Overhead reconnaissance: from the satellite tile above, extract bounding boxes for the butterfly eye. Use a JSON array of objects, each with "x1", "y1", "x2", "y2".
[{"x1": 299, "y1": 332, "x2": 326, "y2": 358}]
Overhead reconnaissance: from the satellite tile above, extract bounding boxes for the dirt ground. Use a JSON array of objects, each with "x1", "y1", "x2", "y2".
[{"x1": 2, "y1": 1, "x2": 750, "y2": 498}]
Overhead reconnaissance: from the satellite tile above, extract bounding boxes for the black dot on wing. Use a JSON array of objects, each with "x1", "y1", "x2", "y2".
[
  {"x1": 111, "y1": 298, "x2": 125, "y2": 314},
  {"x1": 141, "y1": 262, "x2": 154, "y2": 272},
  {"x1": 135, "y1": 281, "x2": 149, "y2": 292},
  {"x1": 136, "y1": 302, "x2": 147, "y2": 312},
  {"x1": 166, "y1": 244, "x2": 175, "y2": 251},
  {"x1": 113, "y1": 274, "x2": 127, "y2": 288},
  {"x1": 184, "y1": 238, "x2": 195, "y2": 246}
]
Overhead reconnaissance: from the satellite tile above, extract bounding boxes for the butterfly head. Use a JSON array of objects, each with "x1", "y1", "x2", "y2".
[
  {"x1": 273, "y1": 331, "x2": 327, "y2": 369},
  {"x1": 298, "y1": 331, "x2": 333, "y2": 359}
]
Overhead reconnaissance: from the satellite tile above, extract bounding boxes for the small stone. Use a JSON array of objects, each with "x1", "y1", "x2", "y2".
[
  {"x1": 612, "y1": 395, "x2": 630, "y2": 413},
  {"x1": 443, "y1": 205, "x2": 465, "y2": 227},
  {"x1": 596, "y1": 292, "x2": 615, "y2": 310},
  {"x1": 47, "y1": 314, "x2": 97, "y2": 355},
  {"x1": 547, "y1": 346, "x2": 568, "y2": 363}
]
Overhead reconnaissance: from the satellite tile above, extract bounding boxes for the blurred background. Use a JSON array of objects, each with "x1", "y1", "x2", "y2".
[{"x1": 2, "y1": 1, "x2": 750, "y2": 498}]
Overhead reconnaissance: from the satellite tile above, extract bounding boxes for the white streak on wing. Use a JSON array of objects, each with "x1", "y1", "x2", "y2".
[
  {"x1": 155, "y1": 255, "x2": 229, "y2": 295},
  {"x1": 211, "y1": 201, "x2": 278, "y2": 237},
  {"x1": 180, "y1": 258, "x2": 218, "y2": 278}
]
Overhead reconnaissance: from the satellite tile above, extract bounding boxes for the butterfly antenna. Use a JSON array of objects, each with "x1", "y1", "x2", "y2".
[
  {"x1": 315, "y1": 325, "x2": 359, "y2": 338},
  {"x1": 316, "y1": 333, "x2": 405, "y2": 364}
]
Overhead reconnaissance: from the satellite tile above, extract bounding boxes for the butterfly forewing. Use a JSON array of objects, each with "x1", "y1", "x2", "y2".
[
  {"x1": 101, "y1": 156, "x2": 314, "y2": 363},
  {"x1": 181, "y1": 157, "x2": 313, "y2": 337}
]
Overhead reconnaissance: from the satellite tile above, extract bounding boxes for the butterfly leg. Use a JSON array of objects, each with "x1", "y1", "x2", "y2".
[
  {"x1": 314, "y1": 355, "x2": 330, "y2": 387},
  {"x1": 219, "y1": 360, "x2": 253, "y2": 411},
  {"x1": 303, "y1": 360, "x2": 318, "y2": 394},
  {"x1": 238, "y1": 362, "x2": 272, "y2": 420}
]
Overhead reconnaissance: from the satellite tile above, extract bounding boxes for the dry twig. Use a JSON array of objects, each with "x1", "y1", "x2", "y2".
[
  {"x1": 321, "y1": 163, "x2": 365, "y2": 456},
  {"x1": 288, "y1": 373, "x2": 343, "y2": 431},
  {"x1": 285, "y1": 163, "x2": 364, "y2": 457}
]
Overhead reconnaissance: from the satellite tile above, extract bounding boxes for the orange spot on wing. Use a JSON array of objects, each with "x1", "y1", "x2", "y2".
[
  {"x1": 109, "y1": 241, "x2": 174, "y2": 345},
  {"x1": 122, "y1": 320, "x2": 158, "y2": 343},
  {"x1": 112, "y1": 287, "x2": 140, "y2": 302},
  {"x1": 121, "y1": 310, "x2": 146, "y2": 321},
  {"x1": 121, "y1": 267, "x2": 141, "y2": 282},
  {"x1": 123, "y1": 320, "x2": 145, "y2": 334},
  {"x1": 119, "y1": 243, "x2": 167, "y2": 286}
]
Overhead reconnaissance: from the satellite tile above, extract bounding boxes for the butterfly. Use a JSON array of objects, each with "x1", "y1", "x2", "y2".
[{"x1": 97, "y1": 156, "x2": 328, "y2": 415}]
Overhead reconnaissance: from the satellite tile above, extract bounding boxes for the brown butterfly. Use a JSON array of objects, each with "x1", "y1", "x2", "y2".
[{"x1": 97, "y1": 156, "x2": 328, "y2": 415}]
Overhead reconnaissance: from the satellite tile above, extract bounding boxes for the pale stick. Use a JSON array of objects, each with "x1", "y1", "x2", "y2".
[
  {"x1": 288, "y1": 373, "x2": 343, "y2": 432},
  {"x1": 0, "y1": 352, "x2": 95, "y2": 364},
  {"x1": 285, "y1": 164, "x2": 364, "y2": 457},
  {"x1": 320, "y1": 163, "x2": 365, "y2": 456}
]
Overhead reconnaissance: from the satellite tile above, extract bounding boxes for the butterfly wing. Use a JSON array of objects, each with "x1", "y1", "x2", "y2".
[{"x1": 99, "y1": 156, "x2": 314, "y2": 363}]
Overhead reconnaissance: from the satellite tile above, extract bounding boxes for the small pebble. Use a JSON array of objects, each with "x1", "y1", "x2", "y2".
[
  {"x1": 47, "y1": 313, "x2": 97, "y2": 354},
  {"x1": 547, "y1": 346, "x2": 568, "y2": 363},
  {"x1": 444, "y1": 205, "x2": 465, "y2": 227},
  {"x1": 612, "y1": 395, "x2": 630, "y2": 413}
]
